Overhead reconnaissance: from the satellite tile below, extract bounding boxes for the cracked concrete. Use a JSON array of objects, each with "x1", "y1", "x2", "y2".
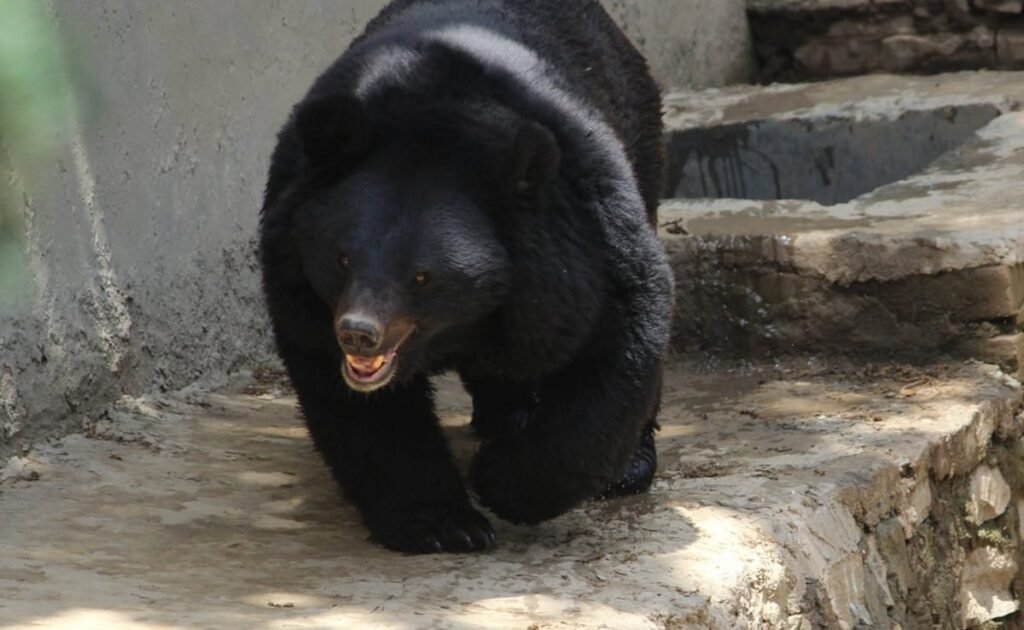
[{"x1": 1, "y1": 360, "x2": 1021, "y2": 628}]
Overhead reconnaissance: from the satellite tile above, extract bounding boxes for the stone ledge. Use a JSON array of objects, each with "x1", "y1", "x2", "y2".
[
  {"x1": 660, "y1": 72, "x2": 1024, "y2": 368},
  {"x1": 663, "y1": 71, "x2": 1024, "y2": 139},
  {"x1": 0, "y1": 361, "x2": 1020, "y2": 628}
]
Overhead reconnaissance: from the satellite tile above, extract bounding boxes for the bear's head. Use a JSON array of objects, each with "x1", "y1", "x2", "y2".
[{"x1": 285, "y1": 89, "x2": 562, "y2": 392}]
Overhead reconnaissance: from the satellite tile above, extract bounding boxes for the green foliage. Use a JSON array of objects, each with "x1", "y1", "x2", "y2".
[
  {"x1": 0, "y1": 0, "x2": 72, "y2": 301},
  {"x1": 0, "y1": 0, "x2": 69, "y2": 162}
]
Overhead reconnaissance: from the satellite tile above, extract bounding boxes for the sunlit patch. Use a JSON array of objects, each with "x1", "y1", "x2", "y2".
[
  {"x1": 235, "y1": 471, "x2": 297, "y2": 487},
  {"x1": 673, "y1": 505, "x2": 756, "y2": 581},
  {"x1": 260, "y1": 497, "x2": 305, "y2": 514},
  {"x1": 252, "y1": 515, "x2": 307, "y2": 531},
  {"x1": 446, "y1": 596, "x2": 650, "y2": 628},
  {"x1": 2, "y1": 609, "x2": 178, "y2": 630}
]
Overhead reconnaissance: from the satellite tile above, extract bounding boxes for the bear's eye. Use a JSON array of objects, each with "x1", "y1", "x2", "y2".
[
  {"x1": 413, "y1": 272, "x2": 429, "y2": 286},
  {"x1": 338, "y1": 253, "x2": 350, "y2": 270}
]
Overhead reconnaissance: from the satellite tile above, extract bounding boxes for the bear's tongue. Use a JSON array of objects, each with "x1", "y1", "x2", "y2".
[
  {"x1": 346, "y1": 354, "x2": 387, "y2": 376},
  {"x1": 350, "y1": 356, "x2": 385, "y2": 372}
]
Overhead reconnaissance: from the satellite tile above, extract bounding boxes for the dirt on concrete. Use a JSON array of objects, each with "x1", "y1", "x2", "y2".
[{"x1": 1, "y1": 359, "x2": 1021, "y2": 628}]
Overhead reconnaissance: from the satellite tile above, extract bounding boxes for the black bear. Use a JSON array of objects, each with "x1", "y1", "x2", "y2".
[{"x1": 259, "y1": 0, "x2": 673, "y2": 553}]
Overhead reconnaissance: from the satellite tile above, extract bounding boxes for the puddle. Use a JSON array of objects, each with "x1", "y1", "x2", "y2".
[{"x1": 666, "y1": 104, "x2": 1001, "y2": 205}]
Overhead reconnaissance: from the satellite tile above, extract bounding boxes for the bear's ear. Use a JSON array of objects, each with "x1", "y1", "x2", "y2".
[
  {"x1": 510, "y1": 122, "x2": 560, "y2": 194},
  {"x1": 294, "y1": 93, "x2": 370, "y2": 165}
]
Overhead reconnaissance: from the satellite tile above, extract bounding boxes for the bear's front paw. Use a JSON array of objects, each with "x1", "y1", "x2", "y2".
[
  {"x1": 471, "y1": 440, "x2": 593, "y2": 525},
  {"x1": 368, "y1": 503, "x2": 496, "y2": 554}
]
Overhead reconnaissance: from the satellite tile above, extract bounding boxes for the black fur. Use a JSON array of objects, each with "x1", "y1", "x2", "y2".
[{"x1": 259, "y1": 0, "x2": 672, "y2": 553}]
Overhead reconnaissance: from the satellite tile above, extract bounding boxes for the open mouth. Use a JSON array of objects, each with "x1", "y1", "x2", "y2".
[
  {"x1": 340, "y1": 329, "x2": 414, "y2": 392},
  {"x1": 342, "y1": 349, "x2": 400, "y2": 391}
]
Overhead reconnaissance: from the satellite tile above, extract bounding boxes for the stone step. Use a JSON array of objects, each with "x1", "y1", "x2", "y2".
[
  {"x1": 746, "y1": 0, "x2": 1024, "y2": 83},
  {"x1": 659, "y1": 71, "x2": 1024, "y2": 378},
  {"x1": 1, "y1": 361, "x2": 1021, "y2": 628}
]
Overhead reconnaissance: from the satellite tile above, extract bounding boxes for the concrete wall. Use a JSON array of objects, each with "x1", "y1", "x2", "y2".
[
  {"x1": 602, "y1": 0, "x2": 753, "y2": 89},
  {"x1": 0, "y1": 1, "x2": 751, "y2": 456}
]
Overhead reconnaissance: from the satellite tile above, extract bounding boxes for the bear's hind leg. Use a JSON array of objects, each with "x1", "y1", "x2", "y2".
[{"x1": 470, "y1": 343, "x2": 665, "y2": 524}]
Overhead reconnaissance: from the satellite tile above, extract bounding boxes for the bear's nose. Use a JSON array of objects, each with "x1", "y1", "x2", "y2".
[{"x1": 337, "y1": 315, "x2": 383, "y2": 354}]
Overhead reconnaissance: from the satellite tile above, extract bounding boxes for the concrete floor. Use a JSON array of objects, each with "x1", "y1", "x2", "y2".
[{"x1": 1, "y1": 360, "x2": 1019, "y2": 628}]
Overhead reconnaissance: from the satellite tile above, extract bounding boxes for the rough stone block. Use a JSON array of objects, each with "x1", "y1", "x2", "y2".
[
  {"x1": 830, "y1": 555, "x2": 876, "y2": 627},
  {"x1": 875, "y1": 518, "x2": 913, "y2": 597},
  {"x1": 997, "y1": 27, "x2": 1024, "y2": 64},
  {"x1": 960, "y1": 547, "x2": 1019, "y2": 625},
  {"x1": 967, "y1": 464, "x2": 1012, "y2": 524},
  {"x1": 953, "y1": 333, "x2": 1023, "y2": 380},
  {"x1": 860, "y1": 536, "x2": 896, "y2": 625},
  {"x1": 858, "y1": 265, "x2": 1024, "y2": 323},
  {"x1": 898, "y1": 478, "x2": 932, "y2": 537},
  {"x1": 881, "y1": 34, "x2": 965, "y2": 72},
  {"x1": 750, "y1": 0, "x2": 1016, "y2": 81},
  {"x1": 828, "y1": 15, "x2": 914, "y2": 38},
  {"x1": 794, "y1": 38, "x2": 877, "y2": 77}
]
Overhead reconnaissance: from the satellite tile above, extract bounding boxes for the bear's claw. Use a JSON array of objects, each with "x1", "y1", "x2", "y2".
[
  {"x1": 600, "y1": 424, "x2": 657, "y2": 499},
  {"x1": 370, "y1": 504, "x2": 496, "y2": 554}
]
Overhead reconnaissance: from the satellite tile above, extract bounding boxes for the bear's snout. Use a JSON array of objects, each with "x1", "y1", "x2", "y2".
[{"x1": 337, "y1": 314, "x2": 384, "y2": 355}]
